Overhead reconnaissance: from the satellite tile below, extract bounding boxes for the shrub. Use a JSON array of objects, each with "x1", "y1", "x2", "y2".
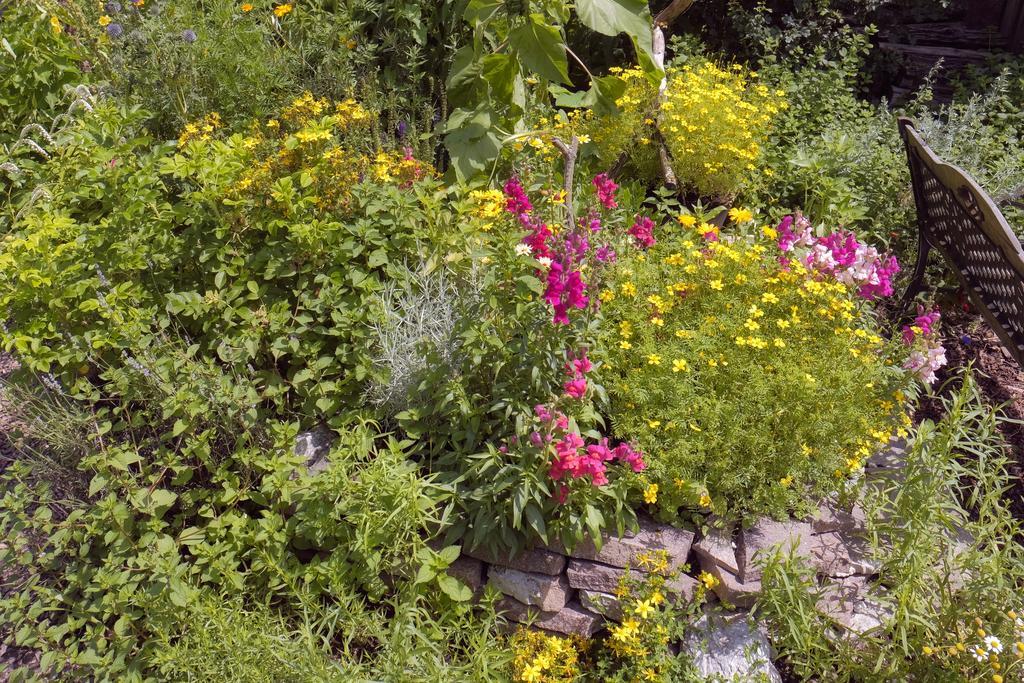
[
  {"x1": 398, "y1": 175, "x2": 646, "y2": 553},
  {"x1": 0, "y1": 0, "x2": 86, "y2": 141},
  {"x1": 756, "y1": 370, "x2": 1024, "y2": 681},
  {"x1": 659, "y1": 61, "x2": 784, "y2": 200},
  {"x1": 597, "y1": 213, "x2": 911, "y2": 520},
  {"x1": 581, "y1": 66, "x2": 660, "y2": 180},
  {"x1": 0, "y1": 93, "x2": 455, "y2": 417}
]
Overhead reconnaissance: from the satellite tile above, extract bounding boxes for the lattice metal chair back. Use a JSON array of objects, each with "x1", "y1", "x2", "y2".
[{"x1": 898, "y1": 117, "x2": 1024, "y2": 367}]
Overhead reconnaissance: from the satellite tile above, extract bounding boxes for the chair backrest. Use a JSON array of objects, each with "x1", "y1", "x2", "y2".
[{"x1": 898, "y1": 117, "x2": 1024, "y2": 367}]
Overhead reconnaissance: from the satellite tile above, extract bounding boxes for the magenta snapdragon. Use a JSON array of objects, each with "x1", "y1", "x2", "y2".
[
  {"x1": 593, "y1": 173, "x2": 619, "y2": 210},
  {"x1": 628, "y1": 215, "x2": 656, "y2": 249}
]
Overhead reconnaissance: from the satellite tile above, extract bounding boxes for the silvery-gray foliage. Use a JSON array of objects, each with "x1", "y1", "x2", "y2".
[{"x1": 367, "y1": 265, "x2": 463, "y2": 412}]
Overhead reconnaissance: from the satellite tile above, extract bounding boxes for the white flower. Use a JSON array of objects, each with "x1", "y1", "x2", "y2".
[
  {"x1": 537, "y1": 256, "x2": 553, "y2": 268},
  {"x1": 974, "y1": 646, "x2": 989, "y2": 662},
  {"x1": 985, "y1": 635, "x2": 1003, "y2": 654},
  {"x1": 514, "y1": 243, "x2": 532, "y2": 256}
]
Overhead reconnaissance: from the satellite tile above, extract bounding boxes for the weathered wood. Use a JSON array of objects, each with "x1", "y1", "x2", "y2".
[
  {"x1": 898, "y1": 117, "x2": 1024, "y2": 367},
  {"x1": 1002, "y1": 0, "x2": 1024, "y2": 51},
  {"x1": 900, "y1": 22, "x2": 1006, "y2": 50}
]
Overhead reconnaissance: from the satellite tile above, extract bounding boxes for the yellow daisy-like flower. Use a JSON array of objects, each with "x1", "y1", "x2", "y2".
[
  {"x1": 698, "y1": 571, "x2": 719, "y2": 589},
  {"x1": 49, "y1": 15, "x2": 62, "y2": 34},
  {"x1": 577, "y1": 134, "x2": 591, "y2": 144},
  {"x1": 672, "y1": 359, "x2": 688, "y2": 373},
  {"x1": 241, "y1": 2, "x2": 253, "y2": 10},
  {"x1": 728, "y1": 207, "x2": 754, "y2": 223},
  {"x1": 709, "y1": 279, "x2": 723, "y2": 291},
  {"x1": 647, "y1": 354, "x2": 661, "y2": 365},
  {"x1": 677, "y1": 214, "x2": 697, "y2": 228},
  {"x1": 643, "y1": 483, "x2": 658, "y2": 504},
  {"x1": 98, "y1": 14, "x2": 112, "y2": 26},
  {"x1": 273, "y1": 3, "x2": 293, "y2": 17},
  {"x1": 699, "y1": 492, "x2": 712, "y2": 508}
]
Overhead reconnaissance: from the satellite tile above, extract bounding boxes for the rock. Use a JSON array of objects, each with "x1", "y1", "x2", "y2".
[
  {"x1": 498, "y1": 597, "x2": 604, "y2": 637},
  {"x1": 810, "y1": 497, "x2": 866, "y2": 535},
  {"x1": 816, "y1": 576, "x2": 892, "y2": 636},
  {"x1": 488, "y1": 566, "x2": 572, "y2": 611},
  {"x1": 738, "y1": 519, "x2": 814, "y2": 583},
  {"x1": 866, "y1": 438, "x2": 908, "y2": 472},
  {"x1": 464, "y1": 544, "x2": 566, "y2": 575},
  {"x1": 693, "y1": 522, "x2": 739, "y2": 574},
  {"x1": 578, "y1": 589, "x2": 623, "y2": 621},
  {"x1": 683, "y1": 613, "x2": 782, "y2": 683},
  {"x1": 566, "y1": 516, "x2": 695, "y2": 571},
  {"x1": 698, "y1": 553, "x2": 760, "y2": 608},
  {"x1": 811, "y1": 531, "x2": 879, "y2": 578},
  {"x1": 566, "y1": 559, "x2": 698, "y2": 601},
  {"x1": 293, "y1": 425, "x2": 335, "y2": 476},
  {"x1": 447, "y1": 556, "x2": 484, "y2": 594}
]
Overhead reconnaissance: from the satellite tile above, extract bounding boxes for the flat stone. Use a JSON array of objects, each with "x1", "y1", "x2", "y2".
[
  {"x1": 811, "y1": 531, "x2": 879, "y2": 578},
  {"x1": 693, "y1": 522, "x2": 739, "y2": 574},
  {"x1": 699, "y1": 553, "x2": 760, "y2": 608},
  {"x1": 565, "y1": 516, "x2": 695, "y2": 571},
  {"x1": 866, "y1": 438, "x2": 908, "y2": 471},
  {"x1": 738, "y1": 519, "x2": 814, "y2": 583},
  {"x1": 810, "y1": 497, "x2": 866, "y2": 535},
  {"x1": 488, "y1": 566, "x2": 572, "y2": 611},
  {"x1": 463, "y1": 544, "x2": 566, "y2": 575},
  {"x1": 816, "y1": 576, "x2": 891, "y2": 636},
  {"x1": 566, "y1": 559, "x2": 698, "y2": 601},
  {"x1": 578, "y1": 589, "x2": 623, "y2": 621},
  {"x1": 683, "y1": 613, "x2": 782, "y2": 683},
  {"x1": 447, "y1": 556, "x2": 484, "y2": 593},
  {"x1": 498, "y1": 597, "x2": 604, "y2": 636}
]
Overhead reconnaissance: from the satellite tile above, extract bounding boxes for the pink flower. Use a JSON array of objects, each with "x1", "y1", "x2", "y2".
[
  {"x1": 503, "y1": 177, "x2": 533, "y2": 215},
  {"x1": 613, "y1": 442, "x2": 646, "y2": 472},
  {"x1": 593, "y1": 173, "x2": 619, "y2": 210},
  {"x1": 555, "y1": 413, "x2": 569, "y2": 431},
  {"x1": 571, "y1": 355, "x2": 592, "y2": 376},
  {"x1": 534, "y1": 404, "x2": 552, "y2": 422},
  {"x1": 563, "y1": 378, "x2": 587, "y2": 399},
  {"x1": 628, "y1": 216, "x2": 656, "y2": 249}
]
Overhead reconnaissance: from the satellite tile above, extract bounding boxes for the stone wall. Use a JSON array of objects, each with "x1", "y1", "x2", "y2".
[{"x1": 449, "y1": 516, "x2": 696, "y2": 637}]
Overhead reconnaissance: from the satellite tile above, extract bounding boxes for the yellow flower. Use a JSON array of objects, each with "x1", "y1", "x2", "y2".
[
  {"x1": 647, "y1": 419, "x2": 661, "y2": 429},
  {"x1": 672, "y1": 359, "x2": 688, "y2": 373},
  {"x1": 274, "y1": 3, "x2": 293, "y2": 17},
  {"x1": 728, "y1": 207, "x2": 754, "y2": 223},
  {"x1": 621, "y1": 282, "x2": 637, "y2": 296},
  {"x1": 49, "y1": 15, "x2": 62, "y2": 34},
  {"x1": 709, "y1": 279, "x2": 723, "y2": 291},
  {"x1": 577, "y1": 134, "x2": 591, "y2": 144},
  {"x1": 677, "y1": 214, "x2": 697, "y2": 228},
  {"x1": 98, "y1": 14, "x2": 112, "y2": 26},
  {"x1": 698, "y1": 571, "x2": 719, "y2": 589},
  {"x1": 699, "y1": 492, "x2": 712, "y2": 508},
  {"x1": 761, "y1": 225, "x2": 778, "y2": 239},
  {"x1": 779, "y1": 475, "x2": 793, "y2": 487},
  {"x1": 647, "y1": 354, "x2": 661, "y2": 365},
  {"x1": 643, "y1": 483, "x2": 658, "y2": 504},
  {"x1": 241, "y1": 2, "x2": 253, "y2": 10},
  {"x1": 651, "y1": 316, "x2": 664, "y2": 327},
  {"x1": 599, "y1": 289, "x2": 615, "y2": 302}
]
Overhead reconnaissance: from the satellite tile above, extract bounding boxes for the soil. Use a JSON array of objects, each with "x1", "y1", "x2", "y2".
[{"x1": 911, "y1": 293, "x2": 1024, "y2": 518}]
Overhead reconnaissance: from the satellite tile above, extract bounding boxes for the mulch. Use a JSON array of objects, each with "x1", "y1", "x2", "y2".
[{"x1": 913, "y1": 297, "x2": 1024, "y2": 519}]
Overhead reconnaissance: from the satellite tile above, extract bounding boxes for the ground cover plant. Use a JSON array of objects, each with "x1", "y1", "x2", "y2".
[{"x1": 2, "y1": 0, "x2": 1024, "y2": 680}]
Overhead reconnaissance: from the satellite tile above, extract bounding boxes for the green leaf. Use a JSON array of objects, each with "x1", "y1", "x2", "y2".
[
  {"x1": 150, "y1": 489, "x2": 178, "y2": 515},
  {"x1": 438, "y1": 544, "x2": 461, "y2": 566},
  {"x1": 444, "y1": 106, "x2": 502, "y2": 183},
  {"x1": 465, "y1": 0, "x2": 502, "y2": 24},
  {"x1": 575, "y1": 0, "x2": 653, "y2": 54},
  {"x1": 508, "y1": 15, "x2": 570, "y2": 85},
  {"x1": 438, "y1": 575, "x2": 473, "y2": 602}
]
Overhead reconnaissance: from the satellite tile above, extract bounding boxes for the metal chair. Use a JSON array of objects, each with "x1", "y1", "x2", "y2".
[{"x1": 897, "y1": 116, "x2": 1024, "y2": 367}]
